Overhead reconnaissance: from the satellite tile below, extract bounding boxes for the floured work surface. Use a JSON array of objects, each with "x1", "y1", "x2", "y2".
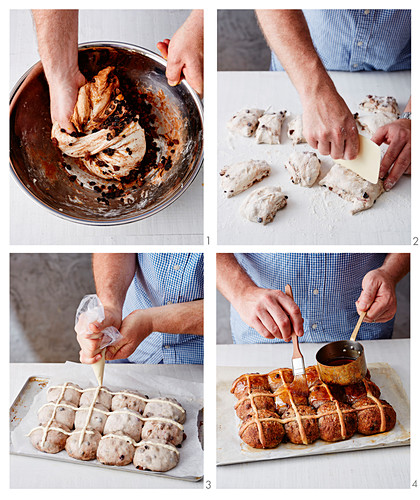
[
  {"x1": 217, "y1": 363, "x2": 409, "y2": 466},
  {"x1": 217, "y1": 71, "x2": 411, "y2": 244},
  {"x1": 10, "y1": 363, "x2": 203, "y2": 481}
]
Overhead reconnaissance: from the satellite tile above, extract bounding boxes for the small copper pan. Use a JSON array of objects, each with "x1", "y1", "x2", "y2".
[{"x1": 316, "y1": 311, "x2": 367, "y2": 385}]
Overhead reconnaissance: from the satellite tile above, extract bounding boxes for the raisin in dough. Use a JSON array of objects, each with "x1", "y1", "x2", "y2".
[
  {"x1": 141, "y1": 420, "x2": 184, "y2": 446},
  {"x1": 74, "y1": 403, "x2": 108, "y2": 433},
  {"x1": 103, "y1": 410, "x2": 143, "y2": 441},
  {"x1": 51, "y1": 66, "x2": 146, "y2": 181},
  {"x1": 80, "y1": 387, "x2": 112, "y2": 410},
  {"x1": 227, "y1": 108, "x2": 265, "y2": 137},
  {"x1": 287, "y1": 115, "x2": 306, "y2": 145},
  {"x1": 240, "y1": 186, "x2": 287, "y2": 225},
  {"x1": 29, "y1": 422, "x2": 70, "y2": 454},
  {"x1": 286, "y1": 150, "x2": 320, "y2": 187},
  {"x1": 359, "y1": 95, "x2": 399, "y2": 115},
  {"x1": 220, "y1": 160, "x2": 271, "y2": 197},
  {"x1": 111, "y1": 390, "x2": 147, "y2": 414},
  {"x1": 65, "y1": 428, "x2": 102, "y2": 461},
  {"x1": 47, "y1": 383, "x2": 82, "y2": 406},
  {"x1": 355, "y1": 111, "x2": 398, "y2": 136},
  {"x1": 320, "y1": 163, "x2": 384, "y2": 215},
  {"x1": 96, "y1": 431, "x2": 135, "y2": 466},
  {"x1": 255, "y1": 111, "x2": 287, "y2": 144},
  {"x1": 134, "y1": 439, "x2": 180, "y2": 472},
  {"x1": 143, "y1": 398, "x2": 186, "y2": 424},
  {"x1": 38, "y1": 402, "x2": 77, "y2": 429}
]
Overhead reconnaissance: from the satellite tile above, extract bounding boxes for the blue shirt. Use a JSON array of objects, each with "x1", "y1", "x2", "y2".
[
  {"x1": 270, "y1": 9, "x2": 411, "y2": 72},
  {"x1": 122, "y1": 253, "x2": 204, "y2": 364},
  {"x1": 231, "y1": 253, "x2": 394, "y2": 344}
]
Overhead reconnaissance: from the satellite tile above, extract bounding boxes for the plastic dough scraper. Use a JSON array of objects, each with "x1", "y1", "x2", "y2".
[{"x1": 336, "y1": 134, "x2": 381, "y2": 184}]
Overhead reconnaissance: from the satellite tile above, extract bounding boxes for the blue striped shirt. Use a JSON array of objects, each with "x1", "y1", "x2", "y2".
[
  {"x1": 122, "y1": 253, "x2": 204, "y2": 364},
  {"x1": 231, "y1": 253, "x2": 394, "y2": 344},
  {"x1": 270, "y1": 9, "x2": 411, "y2": 72}
]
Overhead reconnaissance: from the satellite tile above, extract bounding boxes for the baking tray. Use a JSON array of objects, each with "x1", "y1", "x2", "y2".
[
  {"x1": 217, "y1": 363, "x2": 410, "y2": 466},
  {"x1": 10, "y1": 376, "x2": 203, "y2": 482}
]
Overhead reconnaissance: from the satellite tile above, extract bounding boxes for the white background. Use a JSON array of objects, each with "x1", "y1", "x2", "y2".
[{"x1": 4, "y1": 0, "x2": 420, "y2": 496}]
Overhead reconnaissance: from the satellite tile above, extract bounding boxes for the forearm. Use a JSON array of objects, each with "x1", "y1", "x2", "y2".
[
  {"x1": 185, "y1": 9, "x2": 204, "y2": 31},
  {"x1": 380, "y1": 253, "x2": 410, "y2": 283},
  {"x1": 92, "y1": 253, "x2": 137, "y2": 310},
  {"x1": 216, "y1": 254, "x2": 257, "y2": 304},
  {"x1": 256, "y1": 10, "x2": 336, "y2": 101},
  {"x1": 151, "y1": 300, "x2": 203, "y2": 336},
  {"x1": 32, "y1": 9, "x2": 79, "y2": 85}
]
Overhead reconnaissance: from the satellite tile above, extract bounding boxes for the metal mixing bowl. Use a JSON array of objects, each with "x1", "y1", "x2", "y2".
[{"x1": 10, "y1": 42, "x2": 203, "y2": 225}]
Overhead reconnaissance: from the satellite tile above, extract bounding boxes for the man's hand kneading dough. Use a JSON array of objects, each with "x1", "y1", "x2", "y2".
[{"x1": 33, "y1": 10, "x2": 85, "y2": 132}]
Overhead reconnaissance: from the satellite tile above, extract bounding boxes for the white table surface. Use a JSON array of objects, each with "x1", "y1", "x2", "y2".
[
  {"x1": 10, "y1": 9, "x2": 203, "y2": 245},
  {"x1": 217, "y1": 71, "x2": 411, "y2": 245},
  {"x1": 10, "y1": 363, "x2": 203, "y2": 489},
  {"x1": 216, "y1": 339, "x2": 410, "y2": 489}
]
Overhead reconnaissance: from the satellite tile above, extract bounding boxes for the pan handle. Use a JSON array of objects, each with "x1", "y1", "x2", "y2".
[{"x1": 350, "y1": 311, "x2": 367, "y2": 342}]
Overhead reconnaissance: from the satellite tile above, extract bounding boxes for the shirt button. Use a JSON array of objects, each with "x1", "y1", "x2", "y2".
[
  {"x1": 357, "y1": 41, "x2": 363, "y2": 47},
  {"x1": 364, "y1": 9, "x2": 370, "y2": 14},
  {"x1": 167, "y1": 300, "x2": 173, "y2": 305},
  {"x1": 312, "y1": 323, "x2": 318, "y2": 329},
  {"x1": 164, "y1": 345, "x2": 170, "y2": 349},
  {"x1": 173, "y1": 264, "x2": 180, "y2": 271},
  {"x1": 353, "y1": 63, "x2": 358, "y2": 68},
  {"x1": 313, "y1": 289, "x2": 319, "y2": 295}
]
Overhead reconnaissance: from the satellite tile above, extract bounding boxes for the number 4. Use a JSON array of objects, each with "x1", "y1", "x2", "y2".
[{"x1": 413, "y1": 480, "x2": 417, "y2": 487}]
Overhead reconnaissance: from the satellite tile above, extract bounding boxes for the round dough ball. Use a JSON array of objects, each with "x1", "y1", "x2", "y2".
[
  {"x1": 65, "y1": 428, "x2": 102, "y2": 460},
  {"x1": 317, "y1": 401, "x2": 357, "y2": 442},
  {"x1": 143, "y1": 397, "x2": 186, "y2": 424},
  {"x1": 111, "y1": 390, "x2": 147, "y2": 414},
  {"x1": 282, "y1": 405, "x2": 319, "y2": 444},
  {"x1": 141, "y1": 420, "x2": 184, "y2": 446},
  {"x1": 235, "y1": 391, "x2": 276, "y2": 420},
  {"x1": 134, "y1": 439, "x2": 180, "y2": 472},
  {"x1": 96, "y1": 431, "x2": 135, "y2": 466},
  {"x1": 231, "y1": 373, "x2": 271, "y2": 400},
  {"x1": 342, "y1": 379, "x2": 381, "y2": 404},
  {"x1": 30, "y1": 421, "x2": 70, "y2": 454},
  {"x1": 267, "y1": 368, "x2": 294, "y2": 392},
  {"x1": 353, "y1": 397, "x2": 396, "y2": 435},
  {"x1": 38, "y1": 402, "x2": 77, "y2": 429},
  {"x1": 80, "y1": 387, "x2": 112, "y2": 410},
  {"x1": 74, "y1": 403, "x2": 108, "y2": 433},
  {"x1": 47, "y1": 383, "x2": 82, "y2": 406},
  {"x1": 103, "y1": 410, "x2": 143, "y2": 441},
  {"x1": 239, "y1": 409, "x2": 284, "y2": 449}
]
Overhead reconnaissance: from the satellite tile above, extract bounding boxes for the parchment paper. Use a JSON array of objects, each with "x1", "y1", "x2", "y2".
[
  {"x1": 217, "y1": 362, "x2": 410, "y2": 466},
  {"x1": 11, "y1": 362, "x2": 203, "y2": 479}
]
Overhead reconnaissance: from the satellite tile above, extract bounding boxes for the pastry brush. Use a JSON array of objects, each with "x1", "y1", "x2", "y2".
[{"x1": 285, "y1": 284, "x2": 309, "y2": 397}]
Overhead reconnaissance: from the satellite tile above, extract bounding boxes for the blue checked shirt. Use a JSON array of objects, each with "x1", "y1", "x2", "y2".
[
  {"x1": 231, "y1": 253, "x2": 394, "y2": 344},
  {"x1": 270, "y1": 9, "x2": 411, "y2": 72},
  {"x1": 122, "y1": 253, "x2": 204, "y2": 364}
]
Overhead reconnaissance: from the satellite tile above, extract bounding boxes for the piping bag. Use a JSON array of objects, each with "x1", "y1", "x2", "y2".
[{"x1": 75, "y1": 294, "x2": 122, "y2": 386}]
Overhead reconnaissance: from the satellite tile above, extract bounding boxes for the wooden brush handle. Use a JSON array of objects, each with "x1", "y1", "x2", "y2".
[
  {"x1": 285, "y1": 284, "x2": 294, "y2": 301},
  {"x1": 285, "y1": 285, "x2": 302, "y2": 357}
]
